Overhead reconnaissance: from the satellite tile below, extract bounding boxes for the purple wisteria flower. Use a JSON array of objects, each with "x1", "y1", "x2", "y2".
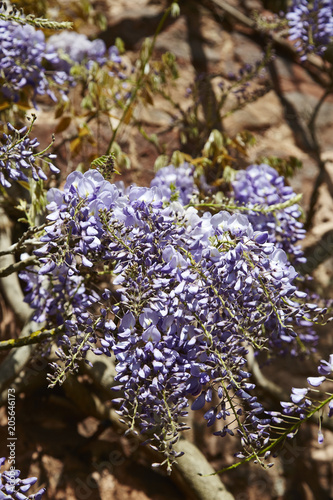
[
  {"x1": 150, "y1": 163, "x2": 199, "y2": 205},
  {"x1": 0, "y1": 457, "x2": 45, "y2": 500},
  {"x1": 232, "y1": 163, "x2": 306, "y2": 263},
  {"x1": 286, "y1": 0, "x2": 333, "y2": 61},
  {"x1": 279, "y1": 352, "x2": 333, "y2": 442},
  {"x1": 0, "y1": 19, "x2": 67, "y2": 104},
  {"x1": 46, "y1": 31, "x2": 107, "y2": 72},
  {"x1": 109, "y1": 45, "x2": 122, "y2": 64},
  {"x1": 0, "y1": 124, "x2": 59, "y2": 188},
  {"x1": 318, "y1": 353, "x2": 333, "y2": 376},
  {"x1": 20, "y1": 168, "x2": 326, "y2": 468}
]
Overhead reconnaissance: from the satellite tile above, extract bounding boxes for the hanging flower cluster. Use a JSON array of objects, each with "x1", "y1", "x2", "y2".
[
  {"x1": 0, "y1": 16, "x2": 123, "y2": 107},
  {"x1": 0, "y1": 457, "x2": 45, "y2": 500},
  {"x1": 45, "y1": 30, "x2": 125, "y2": 83},
  {"x1": 0, "y1": 122, "x2": 59, "y2": 188},
  {"x1": 20, "y1": 167, "x2": 326, "y2": 470},
  {"x1": 150, "y1": 162, "x2": 199, "y2": 205},
  {"x1": 149, "y1": 162, "x2": 306, "y2": 263},
  {"x1": 286, "y1": 0, "x2": 333, "y2": 60},
  {"x1": 278, "y1": 353, "x2": 333, "y2": 445},
  {"x1": 232, "y1": 163, "x2": 306, "y2": 263},
  {"x1": 46, "y1": 30, "x2": 113, "y2": 74},
  {"x1": 0, "y1": 18, "x2": 67, "y2": 104}
]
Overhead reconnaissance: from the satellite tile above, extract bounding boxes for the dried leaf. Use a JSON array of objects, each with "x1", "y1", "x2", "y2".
[
  {"x1": 70, "y1": 137, "x2": 82, "y2": 155},
  {"x1": 55, "y1": 116, "x2": 72, "y2": 134},
  {"x1": 123, "y1": 104, "x2": 133, "y2": 125},
  {"x1": 54, "y1": 102, "x2": 65, "y2": 119}
]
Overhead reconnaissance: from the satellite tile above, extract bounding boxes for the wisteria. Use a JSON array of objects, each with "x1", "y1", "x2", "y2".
[
  {"x1": 279, "y1": 353, "x2": 333, "y2": 445},
  {"x1": 46, "y1": 31, "x2": 107, "y2": 72},
  {"x1": 45, "y1": 30, "x2": 125, "y2": 80},
  {"x1": 0, "y1": 18, "x2": 67, "y2": 104},
  {"x1": 286, "y1": 0, "x2": 333, "y2": 60},
  {"x1": 0, "y1": 9, "x2": 127, "y2": 110},
  {"x1": 19, "y1": 167, "x2": 326, "y2": 469},
  {"x1": 150, "y1": 162, "x2": 199, "y2": 204},
  {"x1": 150, "y1": 162, "x2": 307, "y2": 262},
  {"x1": 2, "y1": 0, "x2": 333, "y2": 495},
  {"x1": 0, "y1": 122, "x2": 59, "y2": 188},
  {"x1": 232, "y1": 163, "x2": 306, "y2": 263},
  {"x1": 0, "y1": 457, "x2": 45, "y2": 500}
]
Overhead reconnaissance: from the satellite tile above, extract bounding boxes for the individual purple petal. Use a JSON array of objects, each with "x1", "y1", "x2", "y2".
[
  {"x1": 307, "y1": 376, "x2": 326, "y2": 387},
  {"x1": 290, "y1": 387, "x2": 308, "y2": 404},
  {"x1": 318, "y1": 430, "x2": 324, "y2": 444},
  {"x1": 318, "y1": 354, "x2": 333, "y2": 376},
  {"x1": 191, "y1": 392, "x2": 206, "y2": 411},
  {"x1": 34, "y1": 488, "x2": 47, "y2": 500}
]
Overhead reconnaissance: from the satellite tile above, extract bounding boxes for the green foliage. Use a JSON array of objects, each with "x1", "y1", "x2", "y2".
[
  {"x1": 154, "y1": 154, "x2": 170, "y2": 172},
  {"x1": 17, "y1": 178, "x2": 47, "y2": 226}
]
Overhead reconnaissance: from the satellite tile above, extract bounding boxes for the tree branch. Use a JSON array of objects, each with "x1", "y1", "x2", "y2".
[
  {"x1": 0, "y1": 255, "x2": 37, "y2": 278},
  {"x1": 0, "y1": 325, "x2": 64, "y2": 351},
  {"x1": 0, "y1": 321, "x2": 42, "y2": 398},
  {"x1": 0, "y1": 207, "x2": 33, "y2": 325}
]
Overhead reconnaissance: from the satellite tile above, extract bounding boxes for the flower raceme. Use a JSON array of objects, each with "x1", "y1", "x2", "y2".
[
  {"x1": 150, "y1": 162, "x2": 199, "y2": 205},
  {"x1": 286, "y1": 0, "x2": 333, "y2": 61},
  {"x1": 21, "y1": 168, "x2": 326, "y2": 469},
  {"x1": 0, "y1": 18, "x2": 67, "y2": 104},
  {"x1": 279, "y1": 353, "x2": 333, "y2": 445},
  {"x1": 150, "y1": 162, "x2": 306, "y2": 263},
  {"x1": 0, "y1": 457, "x2": 45, "y2": 500},
  {"x1": 0, "y1": 123, "x2": 59, "y2": 189},
  {"x1": 0, "y1": 15, "x2": 123, "y2": 107},
  {"x1": 232, "y1": 163, "x2": 306, "y2": 263},
  {"x1": 46, "y1": 31, "x2": 107, "y2": 71},
  {"x1": 45, "y1": 30, "x2": 124, "y2": 80}
]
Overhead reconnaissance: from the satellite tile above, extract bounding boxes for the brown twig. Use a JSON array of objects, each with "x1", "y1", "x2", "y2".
[
  {"x1": 0, "y1": 255, "x2": 37, "y2": 278},
  {"x1": 305, "y1": 87, "x2": 333, "y2": 229}
]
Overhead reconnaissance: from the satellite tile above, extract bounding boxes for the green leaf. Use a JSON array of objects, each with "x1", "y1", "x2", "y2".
[
  {"x1": 115, "y1": 37, "x2": 125, "y2": 54},
  {"x1": 154, "y1": 155, "x2": 169, "y2": 172}
]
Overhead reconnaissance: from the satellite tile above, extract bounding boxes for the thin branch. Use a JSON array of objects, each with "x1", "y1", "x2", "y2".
[
  {"x1": 0, "y1": 3, "x2": 73, "y2": 30},
  {"x1": 0, "y1": 238, "x2": 45, "y2": 256},
  {"x1": 308, "y1": 88, "x2": 333, "y2": 132},
  {"x1": 0, "y1": 321, "x2": 42, "y2": 397},
  {"x1": 0, "y1": 326, "x2": 63, "y2": 351},
  {"x1": 298, "y1": 229, "x2": 333, "y2": 275},
  {"x1": 106, "y1": 3, "x2": 175, "y2": 154},
  {"x1": 0, "y1": 255, "x2": 37, "y2": 278},
  {"x1": 305, "y1": 87, "x2": 333, "y2": 229}
]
